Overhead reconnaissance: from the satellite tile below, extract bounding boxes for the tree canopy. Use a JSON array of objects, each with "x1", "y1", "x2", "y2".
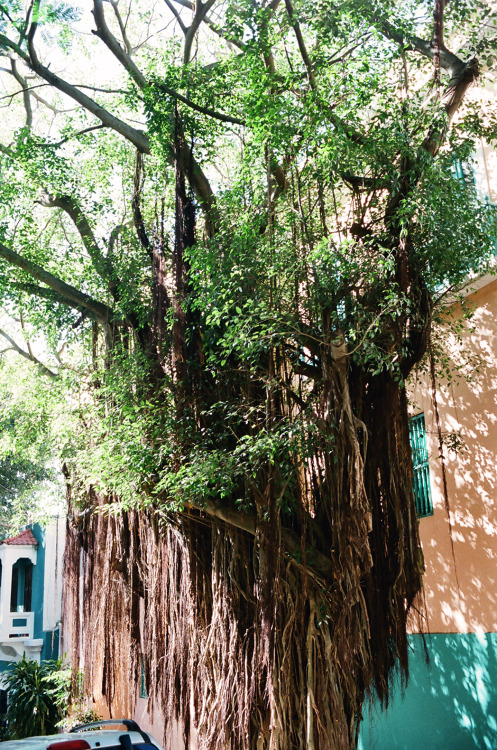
[{"x1": 0, "y1": 0, "x2": 496, "y2": 747}]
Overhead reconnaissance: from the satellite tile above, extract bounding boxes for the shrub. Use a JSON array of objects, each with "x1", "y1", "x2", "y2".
[{"x1": 4, "y1": 656, "x2": 64, "y2": 738}]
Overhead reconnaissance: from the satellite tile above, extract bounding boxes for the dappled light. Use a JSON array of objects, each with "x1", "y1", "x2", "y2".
[
  {"x1": 359, "y1": 276, "x2": 497, "y2": 748},
  {"x1": 411, "y1": 278, "x2": 497, "y2": 635},
  {"x1": 360, "y1": 633, "x2": 497, "y2": 749}
]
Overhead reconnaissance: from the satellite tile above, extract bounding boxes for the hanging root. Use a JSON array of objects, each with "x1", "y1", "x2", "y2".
[{"x1": 63, "y1": 359, "x2": 423, "y2": 749}]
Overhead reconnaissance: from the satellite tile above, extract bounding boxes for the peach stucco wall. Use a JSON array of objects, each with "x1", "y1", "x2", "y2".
[{"x1": 410, "y1": 274, "x2": 497, "y2": 635}]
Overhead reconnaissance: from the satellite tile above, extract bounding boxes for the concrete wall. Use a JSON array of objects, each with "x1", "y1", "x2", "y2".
[
  {"x1": 410, "y1": 275, "x2": 497, "y2": 635},
  {"x1": 360, "y1": 275, "x2": 497, "y2": 748},
  {"x1": 359, "y1": 633, "x2": 497, "y2": 750},
  {"x1": 42, "y1": 517, "x2": 65, "y2": 634},
  {"x1": 31, "y1": 524, "x2": 45, "y2": 645}
]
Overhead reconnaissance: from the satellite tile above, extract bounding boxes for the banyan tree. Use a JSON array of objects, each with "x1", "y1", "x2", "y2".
[{"x1": 0, "y1": 0, "x2": 495, "y2": 747}]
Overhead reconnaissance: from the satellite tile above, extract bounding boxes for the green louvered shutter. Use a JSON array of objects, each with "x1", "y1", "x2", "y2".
[
  {"x1": 408, "y1": 414, "x2": 433, "y2": 517},
  {"x1": 140, "y1": 656, "x2": 147, "y2": 698}
]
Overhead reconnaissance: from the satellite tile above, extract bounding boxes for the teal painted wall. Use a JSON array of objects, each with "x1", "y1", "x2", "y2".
[
  {"x1": 42, "y1": 627, "x2": 60, "y2": 661},
  {"x1": 30, "y1": 523, "x2": 45, "y2": 642},
  {"x1": 359, "y1": 633, "x2": 497, "y2": 750}
]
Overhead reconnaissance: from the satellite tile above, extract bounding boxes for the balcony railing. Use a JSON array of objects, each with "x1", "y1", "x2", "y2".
[{"x1": 0, "y1": 611, "x2": 34, "y2": 641}]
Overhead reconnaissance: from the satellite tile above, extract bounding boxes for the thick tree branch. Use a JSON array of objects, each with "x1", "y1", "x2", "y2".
[
  {"x1": 186, "y1": 497, "x2": 334, "y2": 579},
  {"x1": 11, "y1": 280, "x2": 97, "y2": 319},
  {"x1": 0, "y1": 144, "x2": 121, "y2": 304},
  {"x1": 1, "y1": 14, "x2": 218, "y2": 228},
  {"x1": 284, "y1": 0, "x2": 317, "y2": 91},
  {"x1": 374, "y1": 13, "x2": 472, "y2": 83},
  {"x1": 422, "y1": 55, "x2": 478, "y2": 156},
  {"x1": 371, "y1": 12, "x2": 479, "y2": 156},
  {"x1": 432, "y1": 0, "x2": 445, "y2": 85},
  {"x1": 132, "y1": 150, "x2": 153, "y2": 260},
  {"x1": 183, "y1": 0, "x2": 218, "y2": 65},
  {"x1": 174, "y1": 115, "x2": 218, "y2": 234},
  {"x1": 0, "y1": 21, "x2": 150, "y2": 152},
  {"x1": 0, "y1": 242, "x2": 114, "y2": 322},
  {"x1": 91, "y1": 2, "x2": 221, "y2": 223},
  {"x1": 10, "y1": 58, "x2": 32, "y2": 128},
  {"x1": 37, "y1": 191, "x2": 119, "y2": 298},
  {"x1": 92, "y1": 0, "x2": 147, "y2": 90}
]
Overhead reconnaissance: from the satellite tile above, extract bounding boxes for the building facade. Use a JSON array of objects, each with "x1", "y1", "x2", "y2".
[
  {"x1": 359, "y1": 270, "x2": 497, "y2": 749},
  {"x1": 0, "y1": 519, "x2": 65, "y2": 699}
]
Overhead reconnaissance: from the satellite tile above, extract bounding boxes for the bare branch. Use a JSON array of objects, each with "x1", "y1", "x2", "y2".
[
  {"x1": 168, "y1": 0, "x2": 246, "y2": 50},
  {"x1": 155, "y1": 81, "x2": 245, "y2": 125},
  {"x1": 72, "y1": 85, "x2": 129, "y2": 94},
  {"x1": 110, "y1": 0, "x2": 133, "y2": 54},
  {"x1": 164, "y1": 0, "x2": 187, "y2": 35},
  {"x1": 19, "y1": 308, "x2": 34, "y2": 360},
  {"x1": 10, "y1": 59, "x2": 32, "y2": 128},
  {"x1": 52, "y1": 124, "x2": 106, "y2": 146},
  {"x1": 0, "y1": 81, "x2": 67, "y2": 114},
  {"x1": 0, "y1": 327, "x2": 58, "y2": 378}
]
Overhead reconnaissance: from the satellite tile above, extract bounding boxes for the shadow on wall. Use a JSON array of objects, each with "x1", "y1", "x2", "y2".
[
  {"x1": 359, "y1": 633, "x2": 497, "y2": 750},
  {"x1": 409, "y1": 280, "x2": 497, "y2": 633}
]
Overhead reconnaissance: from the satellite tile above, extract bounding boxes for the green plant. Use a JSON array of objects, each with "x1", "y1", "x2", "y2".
[
  {"x1": 4, "y1": 657, "x2": 65, "y2": 739},
  {"x1": 54, "y1": 667, "x2": 100, "y2": 732},
  {"x1": 0, "y1": 716, "x2": 8, "y2": 742}
]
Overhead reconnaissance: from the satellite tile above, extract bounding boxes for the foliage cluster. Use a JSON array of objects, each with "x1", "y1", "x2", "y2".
[
  {"x1": 2, "y1": 656, "x2": 99, "y2": 739},
  {"x1": 0, "y1": 354, "x2": 64, "y2": 535},
  {"x1": 3, "y1": 657, "x2": 66, "y2": 739}
]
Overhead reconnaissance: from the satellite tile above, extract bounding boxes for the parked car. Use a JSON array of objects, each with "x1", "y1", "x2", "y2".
[{"x1": 0, "y1": 720, "x2": 163, "y2": 750}]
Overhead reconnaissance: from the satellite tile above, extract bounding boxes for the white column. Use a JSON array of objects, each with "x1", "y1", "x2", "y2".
[{"x1": 0, "y1": 550, "x2": 13, "y2": 641}]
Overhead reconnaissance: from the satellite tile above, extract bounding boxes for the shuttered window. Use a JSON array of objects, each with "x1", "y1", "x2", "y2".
[
  {"x1": 408, "y1": 414, "x2": 433, "y2": 518},
  {"x1": 140, "y1": 656, "x2": 147, "y2": 699}
]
